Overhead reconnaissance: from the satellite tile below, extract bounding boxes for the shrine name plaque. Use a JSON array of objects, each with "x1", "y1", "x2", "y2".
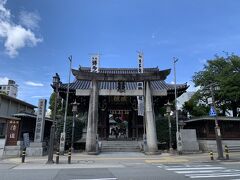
[{"x1": 6, "y1": 120, "x2": 20, "y2": 146}]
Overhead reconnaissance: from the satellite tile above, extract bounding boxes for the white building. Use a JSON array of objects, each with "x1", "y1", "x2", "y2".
[
  {"x1": 177, "y1": 91, "x2": 195, "y2": 109},
  {"x1": 0, "y1": 80, "x2": 18, "y2": 98}
]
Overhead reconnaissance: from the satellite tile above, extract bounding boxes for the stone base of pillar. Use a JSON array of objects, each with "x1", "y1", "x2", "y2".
[
  {"x1": 3, "y1": 145, "x2": 21, "y2": 157},
  {"x1": 79, "y1": 128, "x2": 87, "y2": 142},
  {"x1": 26, "y1": 142, "x2": 47, "y2": 156},
  {"x1": 86, "y1": 140, "x2": 100, "y2": 155},
  {"x1": 144, "y1": 150, "x2": 161, "y2": 155},
  {"x1": 87, "y1": 151, "x2": 99, "y2": 155}
]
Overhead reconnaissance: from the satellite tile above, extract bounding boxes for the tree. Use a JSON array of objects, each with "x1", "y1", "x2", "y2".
[
  {"x1": 56, "y1": 116, "x2": 85, "y2": 148},
  {"x1": 192, "y1": 54, "x2": 240, "y2": 116},
  {"x1": 182, "y1": 91, "x2": 209, "y2": 117},
  {"x1": 48, "y1": 92, "x2": 62, "y2": 118},
  {"x1": 156, "y1": 116, "x2": 176, "y2": 149}
]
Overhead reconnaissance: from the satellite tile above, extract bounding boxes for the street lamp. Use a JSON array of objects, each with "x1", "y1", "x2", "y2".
[
  {"x1": 165, "y1": 101, "x2": 173, "y2": 152},
  {"x1": 47, "y1": 73, "x2": 60, "y2": 164},
  {"x1": 173, "y1": 57, "x2": 182, "y2": 153},
  {"x1": 71, "y1": 100, "x2": 79, "y2": 151},
  {"x1": 209, "y1": 84, "x2": 224, "y2": 159}
]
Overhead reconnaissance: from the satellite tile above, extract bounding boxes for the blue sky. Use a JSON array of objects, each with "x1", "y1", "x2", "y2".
[{"x1": 0, "y1": 0, "x2": 240, "y2": 106}]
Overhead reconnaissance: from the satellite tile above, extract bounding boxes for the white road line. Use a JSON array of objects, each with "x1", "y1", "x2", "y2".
[
  {"x1": 165, "y1": 167, "x2": 225, "y2": 171},
  {"x1": 188, "y1": 173, "x2": 240, "y2": 178},
  {"x1": 162, "y1": 165, "x2": 212, "y2": 168},
  {"x1": 70, "y1": 178, "x2": 117, "y2": 180},
  {"x1": 176, "y1": 169, "x2": 240, "y2": 174}
]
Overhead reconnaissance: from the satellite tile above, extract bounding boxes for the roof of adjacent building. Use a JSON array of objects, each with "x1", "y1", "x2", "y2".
[
  {"x1": 59, "y1": 67, "x2": 188, "y2": 91},
  {"x1": 184, "y1": 116, "x2": 240, "y2": 122},
  {"x1": 0, "y1": 94, "x2": 37, "y2": 109},
  {"x1": 13, "y1": 112, "x2": 53, "y2": 122},
  {"x1": 0, "y1": 115, "x2": 20, "y2": 121}
]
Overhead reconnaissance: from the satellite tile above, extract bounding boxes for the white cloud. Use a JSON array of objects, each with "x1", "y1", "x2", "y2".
[
  {"x1": 31, "y1": 95, "x2": 45, "y2": 98},
  {"x1": 0, "y1": 76, "x2": 8, "y2": 84},
  {"x1": 0, "y1": 0, "x2": 42, "y2": 58},
  {"x1": 19, "y1": 10, "x2": 40, "y2": 30},
  {"x1": 25, "y1": 81, "x2": 44, "y2": 87}
]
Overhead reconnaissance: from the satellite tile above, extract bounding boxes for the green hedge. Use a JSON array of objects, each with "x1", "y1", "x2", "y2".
[{"x1": 156, "y1": 116, "x2": 176, "y2": 150}]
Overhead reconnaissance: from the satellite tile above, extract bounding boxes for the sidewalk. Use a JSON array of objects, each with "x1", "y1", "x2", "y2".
[{"x1": 1, "y1": 151, "x2": 240, "y2": 169}]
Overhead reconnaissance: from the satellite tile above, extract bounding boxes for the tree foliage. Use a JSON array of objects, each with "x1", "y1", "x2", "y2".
[
  {"x1": 156, "y1": 116, "x2": 176, "y2": 149},
  {"x1": 48, "y1": 92, "x2": 62, "y2": 118},
  {"x1": 48, "y1": 92, "x2": 87, "y2": 148},
  {"x1": 182, "y1": 91, "x2": 209, "y2": 117},
  {"x1": 192, "y1": 54, "x2": 240, "y2": 116},
  {"x1": 56, "y1": 116, "x2": 85, "y2": 147}
]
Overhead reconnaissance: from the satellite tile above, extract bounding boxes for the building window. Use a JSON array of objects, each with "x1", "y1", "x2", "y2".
[
  {"x1": 7, "y1": 86, "x2": 10, "y2": 90},
  {"x1": 0, "y1": 123, "x2": 6, "y2": 137}
]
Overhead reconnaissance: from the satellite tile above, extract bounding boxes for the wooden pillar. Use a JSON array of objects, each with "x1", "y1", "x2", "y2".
[
  {"x1": 85, "y1": 80, "x2": 98, "y2": 154},
  {"x1": 145, "y1": 81, "x2": 158, "y2": 154}
]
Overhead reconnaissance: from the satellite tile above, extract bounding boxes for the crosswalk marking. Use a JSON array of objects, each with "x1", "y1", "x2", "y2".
[
  {"x1": 188, "y1": 173, "x2": 240, "y2": 178},
  {"x1": 70, "y1": 178, "x2": 118, "y2": 180},
  {"x1": 176, "y1": 169, "x2": 240, "y2": 174},
  {"x1": 158, "y1": 164, "x2": 240, "y2": 179},
  {"x1": 164, "y1": 167, "x2": 225, "y2": 171}
]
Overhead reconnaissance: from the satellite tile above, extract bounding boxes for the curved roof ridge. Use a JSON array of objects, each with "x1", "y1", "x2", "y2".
[{"x1": 78, "y1": 66, "x2": 159, "y2": 71}]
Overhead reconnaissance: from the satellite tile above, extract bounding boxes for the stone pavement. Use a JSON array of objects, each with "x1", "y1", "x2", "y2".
[{"x1": 1, "y1": 151, "x2": 240, "y2": 170}]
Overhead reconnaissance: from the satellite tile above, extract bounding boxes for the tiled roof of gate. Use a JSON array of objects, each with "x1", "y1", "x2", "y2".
[
  {"x1": 78, "y1": 67, "x2": 159, "y2": 74},
  {"x1": 59, "y1": 67, "x2": 188, "y2": 91},
  {"x1": 60, "y1": 80, "x2": 187, "y2": 91}
]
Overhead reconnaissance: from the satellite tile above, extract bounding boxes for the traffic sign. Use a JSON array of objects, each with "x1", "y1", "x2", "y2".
[{"x1": 209, "y1": 106, "x2": 217, "y2": 117}]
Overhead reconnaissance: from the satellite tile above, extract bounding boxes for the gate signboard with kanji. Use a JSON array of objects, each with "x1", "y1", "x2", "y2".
[{"x1": 5, "y1": 120, "x2": 20, "y2": 146}]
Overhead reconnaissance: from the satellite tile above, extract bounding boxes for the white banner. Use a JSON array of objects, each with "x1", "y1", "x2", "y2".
[
  {"x1": 137, "y1": 96, "x2": 144, "y2": 116},
  {"x1": 59, "y1": 132, "x2": 66, "y2": 152},
  {"x1": 137, "y1": 52, "x2": 144, "y2": 116},
  {"x1": 138, "y1": 53, "x2": 144, "y2": 73},
  {"x1": 91, "y1": 55, "x2": 100, "y2": 73}
]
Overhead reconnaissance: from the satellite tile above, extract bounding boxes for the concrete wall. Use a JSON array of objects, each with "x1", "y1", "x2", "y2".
[
  {"x1": 198, "y1": 140, "x2": 240, "y2": 152},
  {"x1": 0, "y1": 96, "x2": 34, "y2": 117},
  {"x1": 0, "y1": 138, "x2": 5, "y2": 158}
]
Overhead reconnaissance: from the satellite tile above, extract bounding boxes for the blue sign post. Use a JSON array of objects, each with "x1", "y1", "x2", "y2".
[{"x1": 209, "y1": 106, "x2": 217, "y2": 117}]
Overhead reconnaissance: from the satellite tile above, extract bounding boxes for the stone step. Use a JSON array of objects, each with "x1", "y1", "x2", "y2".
[
  {"x1": 101, "y1": 140, "x2": 141, "y2": 152},
  {"x1": 101, "y1": 149, "x2": 140, "y2": 152},
  {"x1": 101, "y1": 141, "x2": 139, "y2": 144},
  {"x1": 102, "y1": 144, "x2": 139, "y2": 146}
]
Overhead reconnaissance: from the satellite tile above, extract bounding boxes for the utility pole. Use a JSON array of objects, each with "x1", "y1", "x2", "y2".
[
  {"x1": 173, "y1": 57, "x2": 182, "y2": 153},
  {"x1": 210, "y1": 85, "x2": 224, "y2": 159},
  {"x1": 60, "y1": 56, "x2": 72, "y2": 154},
  {"x1": 174, "y1": 57, "x2": 178, "y2": 133}
]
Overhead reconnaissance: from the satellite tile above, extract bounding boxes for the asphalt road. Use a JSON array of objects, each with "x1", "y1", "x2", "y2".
[{"x1": 1, "y1": 162, "x2": 240, "y2": 180}]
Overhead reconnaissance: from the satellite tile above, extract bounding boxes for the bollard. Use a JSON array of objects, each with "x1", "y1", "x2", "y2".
[
  {"x1": 209, "y1": 150, "x2": 214, "y2": 160},
  {"x1": 56, "y1": 150, "x2": 60, "y2": 164},
  {"x1": 21, "y1": 147, "x2": 26, "y2": 163},
  {"x1": 68, "y1": 148, "x2": 71, "y2": 164},
  {"x1": 225, "y1": 145, "x2": 229, "y2": 160}
]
